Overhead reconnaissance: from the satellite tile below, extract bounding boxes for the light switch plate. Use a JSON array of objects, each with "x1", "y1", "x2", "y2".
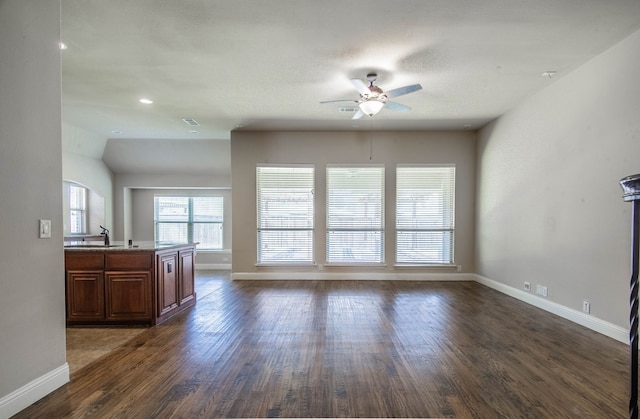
[{"x1": 39, "y1": 219, "x2": 51, "y2": 238}]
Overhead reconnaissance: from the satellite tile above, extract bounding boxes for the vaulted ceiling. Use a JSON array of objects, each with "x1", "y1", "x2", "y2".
[{"x1": 60, "y1": 0, "x2": 640, "y2": 172}]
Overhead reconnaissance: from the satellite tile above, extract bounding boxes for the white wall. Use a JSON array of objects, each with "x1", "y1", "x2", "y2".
[
  {"x1": 0, "y1": 1, "x2": 69, "y2": 417},
  {"x1": 62, "y1": 121, "x2": 108, "y2": 160},
  {"x1": 231, "y1": 130, "x2": 476, "y2": 278},
  {"x1": 476, "y1": 29, "x2": 640, "y2": 330},
  {"x1": 62, "y1": 125, "x2": 114, "y2": 236}
]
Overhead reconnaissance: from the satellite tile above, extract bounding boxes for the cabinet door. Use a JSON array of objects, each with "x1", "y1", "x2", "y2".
[
  {"x1": 178, "y1": 249, "x2": 195, "y2": 305},
  {"x1": 157, "y1": 252, "x2": 179, "y2": 316},
  {"x1": 66, "y1": 270, "x2": 104, "y2": 321},
  {"x1": 105, "y1": 271, "x2": 152, "y2": 321}
]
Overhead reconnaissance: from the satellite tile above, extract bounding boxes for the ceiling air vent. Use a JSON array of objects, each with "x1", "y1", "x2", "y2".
[
  {"x1": 338, "y1": 107, "x2": 357, "y2": 113},
  {"x1": 182, "y1": 118, "x2": 200, "y2": 126}
]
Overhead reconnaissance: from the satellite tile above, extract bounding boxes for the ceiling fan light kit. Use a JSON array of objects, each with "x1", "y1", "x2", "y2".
[
  {"x1": 321, "y1": 73, "x2": 422, "y2": 119},
  {"x1": 359, "y1": 99, "x2": 385, "y2": 117}
]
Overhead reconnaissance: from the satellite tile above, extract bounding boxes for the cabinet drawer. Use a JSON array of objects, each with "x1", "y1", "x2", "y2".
[
  {"x1": 106, "y1": 252, "x2": 153, "y2": 270},
  {"x1": 65, "y1": 252, "x2": 104, "y2": 270}
]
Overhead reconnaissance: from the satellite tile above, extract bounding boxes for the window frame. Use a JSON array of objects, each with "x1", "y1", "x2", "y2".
[
  {"x1": 256, "y1": 164, "x2": 315, "y2": 265},
  {"x1": 67, "y1": 182, "x2": 87, "y2": 235},
  {"x1": 395, "y1": 164, "x2": 456, "y2": 266},
  {"x1": 154, "y1": 195, "x2": 224, "y2": 251},
  {"x1": 326, "y1": 164, "x2": 385, "y2": 265}
]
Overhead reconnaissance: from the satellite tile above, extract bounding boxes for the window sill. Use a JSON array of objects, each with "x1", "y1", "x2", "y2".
[
  {"x1": 255, "y1": 262, "x2": 317, "y2": 268},
  {"x1": 393, "y1": 263, "x2": 459, "y2": 270},
  {"x1": 323, "y1": 262, "x2": 387, "y2": 268}
]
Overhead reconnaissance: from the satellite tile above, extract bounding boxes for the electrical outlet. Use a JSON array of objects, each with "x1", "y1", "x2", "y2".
[
  {"x1": 583, "y1": 300, "x2": 591, "y2": 314},
  {"x1": 536, "y1": 285, "x2": 548, "y2": 297},
  {"x1": 524, "y1": 282, "x2": 531, "y2": 292}
]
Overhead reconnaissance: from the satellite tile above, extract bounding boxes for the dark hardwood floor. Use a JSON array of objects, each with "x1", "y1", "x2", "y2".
[{"x1": 15, "y1": 271, "x2": 630, "y2": 418}]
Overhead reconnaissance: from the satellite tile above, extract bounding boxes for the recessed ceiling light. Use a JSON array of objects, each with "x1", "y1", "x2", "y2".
[
  {"x1": 111, "y1": 130, "x2": 122, "y2": 134},
  {"x1": 542, "y1": 71, "x2": 557, "y2": 79},
  {"x1": 58, "y1": 42, "x2": 67, "y2": 50},
  {"x1": 139, "y1": 98, "x2": 153, "y2": 104},
  {"x1": 189, "y1": 130, "x2": 199, "y2": 134}
]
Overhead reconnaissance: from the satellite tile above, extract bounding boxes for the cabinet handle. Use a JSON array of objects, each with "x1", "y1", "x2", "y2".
[{"x1": 167, "y1": 263, "x2": 172, "y2": 273}]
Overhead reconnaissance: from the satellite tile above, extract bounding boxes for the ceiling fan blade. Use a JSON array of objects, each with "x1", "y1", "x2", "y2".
[
  {"x1": 385, "y1": 83, "x2": 422, "y2": 99},
  {"x1": 351, "y1": 78, "x2": 371, "y2": 96},
  {"x1": 384, "y1": 101, "x2": 411, "y2": 112},
  {"x1": 320, "y1": 99, "x2": 359, "y2": 104},
  {"x1": 352, "y1": 108, "x2": 365, "y2": 120}
]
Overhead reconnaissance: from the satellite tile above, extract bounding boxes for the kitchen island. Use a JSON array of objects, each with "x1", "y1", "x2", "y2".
[{"x1": 64, "y1": 241, "x2": 196, "y2": 326}]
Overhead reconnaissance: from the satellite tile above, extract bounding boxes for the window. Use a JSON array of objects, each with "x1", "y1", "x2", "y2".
[
  {"x1": 326, "y1": 166, "x2": 384, "y2": 264},
  {"x1": 257, "y1": 166, "x2": 314, "y2": 264},
  {"x1": 154, "y1": 196, "x2": 223, "y2": 250},
  {"x1": 68, "y1": 182, "x2": 87, "y2": 234},
  {"x1": 396, "y1": 165, "x2": 455, "y2": 264}
]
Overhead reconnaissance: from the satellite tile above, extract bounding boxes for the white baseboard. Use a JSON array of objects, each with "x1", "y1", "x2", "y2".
[
  {"x1": 474, "y1": 274, "x2": 628, "y2": 344},
  {"x1": 231, "y1": 271, "x2": 475, "y2": 281},
  {"x1": 196, "y1": 263, "x2": 231, "y2": 270},
  {"x1": 0, "y1": 363, "x2": 69, "y2": 419}
]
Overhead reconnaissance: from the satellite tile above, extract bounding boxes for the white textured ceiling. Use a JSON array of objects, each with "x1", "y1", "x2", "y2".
[{"x1": 61, "y1": 0, "x2": 640, "y2": 145}]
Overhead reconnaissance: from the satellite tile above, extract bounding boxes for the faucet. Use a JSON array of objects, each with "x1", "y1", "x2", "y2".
[{"x1": 100, "y1": 225, "x2": 110, "y2": 246}]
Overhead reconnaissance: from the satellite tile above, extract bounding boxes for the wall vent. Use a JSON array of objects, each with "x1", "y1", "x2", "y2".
[{"x1": 182, "y1": 118, "x2": 200, "y2": 126}]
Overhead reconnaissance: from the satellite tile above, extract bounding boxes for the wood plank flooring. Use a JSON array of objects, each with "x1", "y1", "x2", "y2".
[
  {"x1": 14, "y1": 271, "x2": 630, "y2": 418},
  {"x1": 66, "y1": 327, "x2": 147, "y2": 375}
]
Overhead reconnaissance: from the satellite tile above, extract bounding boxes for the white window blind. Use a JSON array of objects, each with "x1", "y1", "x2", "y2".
[
  {"x1": 257, "y1": 166, "x2": 314, "y2": 264},
  {"x1": 396, "y1": 165, "x2": 455, "y2": 264},
  {"x1": 154, "y1": 196, "x2": 223, "y2": 250},
  {"x1": 326, "y1": 166, "x2": 384, "y2": 264},
  {"x1": 68, "y1": 182, "x2": 87, "y2": 234}
]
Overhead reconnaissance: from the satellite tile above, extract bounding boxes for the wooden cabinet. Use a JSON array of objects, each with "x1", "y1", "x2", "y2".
[
  {"x1": 65, "y1": 244, "x2": 196, "y2": 326},
  {"x1": 178, "y1": 248, "x2": 195, "y2": 306},
  {"x1": 105, "y1": 271, "x2": 152, "y2": 321},
  {"x1": 65, "y1": 252, "x2": 105, "y2": 322},
  {"x1": 157, "y1": 252, "x2": 179, "y2": 318},
  {"x1": 105, "y1": 252, "x2": 154, "y2": 322},
  {"x1": 66, "y1": 270, "x2": 104, "y2": 321},
  {"x1": 156, "y1": 249, "x2": 196, "y2": 324}
]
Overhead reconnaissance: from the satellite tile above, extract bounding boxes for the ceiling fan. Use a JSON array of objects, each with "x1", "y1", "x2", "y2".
[{"x1": 321, "y1": 73, "x2": 423, "y2": 119}]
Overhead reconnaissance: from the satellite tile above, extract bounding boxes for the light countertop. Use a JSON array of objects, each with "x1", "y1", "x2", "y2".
[{"x1": 63, "y1": 241, "x2": 197, "y2": 252}]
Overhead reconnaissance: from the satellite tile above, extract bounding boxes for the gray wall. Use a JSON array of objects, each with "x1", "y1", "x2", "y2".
[
  {"x1": 476, "y1": 28, "x2": 640, "y2": 329},
  {"x1": 131, "y1": 188, "x2": 232, "y2": 266},
  {"x1": 0, "y1": 0, "x2": 68, "y2": 415},
  {"x1": 231, "y1": 130, "x2": 476, "y2": 276},
  {"x1": 111, "y1": 138, "x2": 231, "y2": 244},
  {"x1": 113, "y1": 168, "x2": 233, "y2": 266}
]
